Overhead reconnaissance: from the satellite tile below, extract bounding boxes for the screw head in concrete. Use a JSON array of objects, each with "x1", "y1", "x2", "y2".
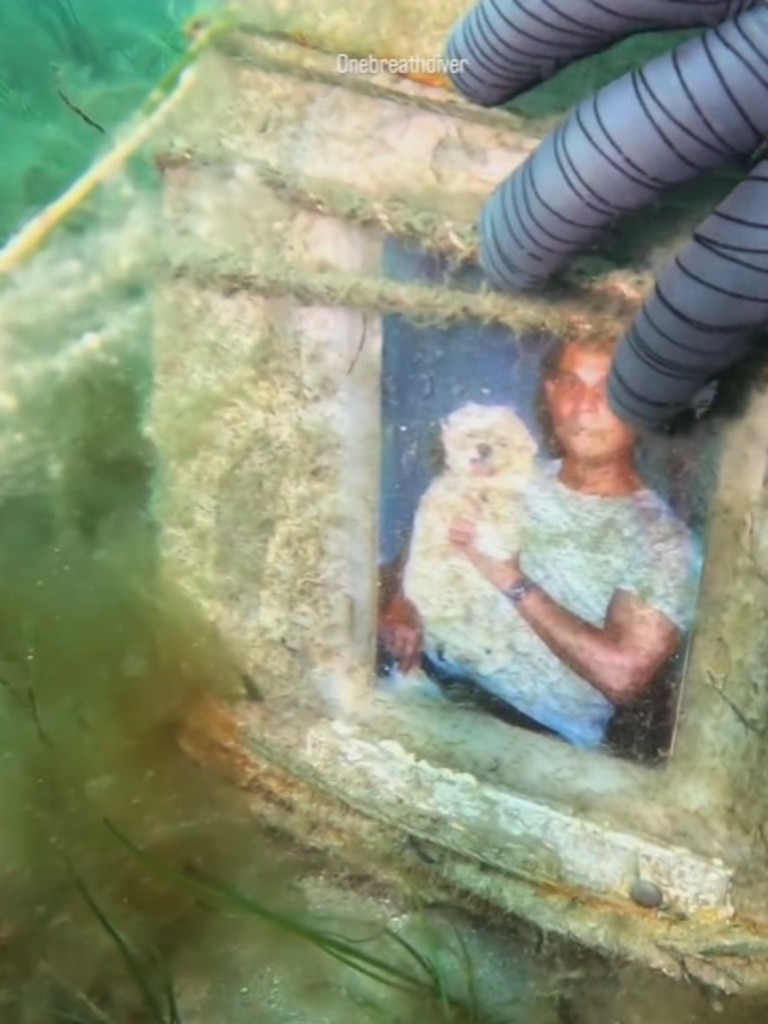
[{"x1": 629, "y1": 878, "x2": 664, "y2": 909}]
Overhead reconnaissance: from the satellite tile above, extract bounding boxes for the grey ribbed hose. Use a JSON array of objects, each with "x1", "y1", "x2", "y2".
[{"x1": 445, "y1": 0, "x2": 768, "y2": 429}]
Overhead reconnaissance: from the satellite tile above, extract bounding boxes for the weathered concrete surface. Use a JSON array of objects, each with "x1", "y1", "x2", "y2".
[
  {"x1": 152, "y1": 33, "x2": 768, "y2": 992},
  {"x1": 176, "y1": 695, "x2": 768, "y2": 997},
  {"x1": 158, "y1": 39, "x2": 541, "y2": 251},
  {"x1": 230, "y1": 0, "x2": 474, "y2": 79}
]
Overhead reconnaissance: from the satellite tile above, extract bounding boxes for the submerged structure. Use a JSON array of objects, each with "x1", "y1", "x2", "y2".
[{"x1": 3, "y1": 1, "x2": 768, "y2": 1003}]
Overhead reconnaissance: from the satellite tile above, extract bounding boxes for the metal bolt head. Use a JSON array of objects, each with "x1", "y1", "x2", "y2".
[{"x1": 629, "y1": 879, "x2": 664, "y2": 909}]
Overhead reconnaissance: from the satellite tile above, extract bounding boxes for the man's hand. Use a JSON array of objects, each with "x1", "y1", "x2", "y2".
[
  {"x1": 445, "y1": 0, "x2": 768, "y2": 431},
  {"x1": 448, "y1": 513, "x2": 523, "y2": 593},
  {"x1": 379, "y1": 590, "x2": 424, "y2": 673},
  {"x1": 446, "y1": 512, "x2": 477, "y2": 551}
]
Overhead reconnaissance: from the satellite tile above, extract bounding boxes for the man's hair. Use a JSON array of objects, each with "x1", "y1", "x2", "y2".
[{"x1": 535, "y1": 320, "x2": 622, "y2": 458}]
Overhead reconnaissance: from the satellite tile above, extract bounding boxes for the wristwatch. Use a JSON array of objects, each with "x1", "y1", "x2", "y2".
[{"x1": 502, "y1": 576, "x2": 539, "y2": 605}]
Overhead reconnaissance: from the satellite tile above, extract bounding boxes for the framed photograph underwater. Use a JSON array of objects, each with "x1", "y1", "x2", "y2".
[
  {"x1": 152, "y1": 36, "x2": 768, "y2": 949},
  {"x1": 376, "y1": 241, "x2": 710, "y2": 766}
]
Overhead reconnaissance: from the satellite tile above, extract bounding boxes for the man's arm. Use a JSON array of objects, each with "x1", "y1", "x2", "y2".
[
  {"x1": 377, "y1": 545, "x2": 425, "y2": 673},
  {"x1": 510, "y1": 584, "x2": 680, "y2": 704},
  {"x1": 449, "y1": 521, "x2": 681, "y2": 704}
]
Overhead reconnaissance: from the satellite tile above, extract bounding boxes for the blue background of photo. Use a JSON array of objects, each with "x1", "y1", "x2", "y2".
[{"x1": 379, "y1": 238, "x2": 559, "y2": 566}]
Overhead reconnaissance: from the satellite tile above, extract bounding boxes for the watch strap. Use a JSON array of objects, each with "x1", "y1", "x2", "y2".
[{"x1": 502, "y1": 577, "x2": 538, "y2": 604}]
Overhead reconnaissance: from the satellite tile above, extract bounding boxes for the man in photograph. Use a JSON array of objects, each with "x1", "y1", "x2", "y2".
[{"x1": 378, "y1": 334, "x2": 700, "y2": 749}]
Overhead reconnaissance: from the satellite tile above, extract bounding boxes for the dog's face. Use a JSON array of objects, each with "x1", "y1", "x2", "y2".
[{"x1": 440, "y1": 403, "x2": 537, "y2": 480}]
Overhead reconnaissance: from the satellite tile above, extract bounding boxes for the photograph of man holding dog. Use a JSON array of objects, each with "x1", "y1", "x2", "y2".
[{"x1": 378, "y1": 330, "x2": 701, "y2": 754}]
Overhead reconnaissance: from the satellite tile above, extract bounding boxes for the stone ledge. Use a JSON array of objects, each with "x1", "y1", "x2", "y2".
[
  {"x1": 302, "y1": 719, "x2": 732, "y2": 917},
  {"x1": 174, "y1": 694, "x2": 768, "y2": 996}
]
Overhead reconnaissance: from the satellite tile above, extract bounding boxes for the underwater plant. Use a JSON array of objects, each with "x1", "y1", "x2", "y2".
[
  {"x1": 72, "y1": 876, "x2": 184, "y2": 1024},
  {"x1": 104, "y1": 821, "x2": 564, "y2": 1024}
]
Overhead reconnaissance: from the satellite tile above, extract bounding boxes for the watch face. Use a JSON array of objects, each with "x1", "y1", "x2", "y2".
[{"x1": 514, "y1": 582, "x2": 535, "y2": 602}]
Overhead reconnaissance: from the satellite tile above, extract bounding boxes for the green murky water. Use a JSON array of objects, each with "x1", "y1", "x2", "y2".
[{"x1": 0, "y1": 0, "x2": 202, "y2": 244}]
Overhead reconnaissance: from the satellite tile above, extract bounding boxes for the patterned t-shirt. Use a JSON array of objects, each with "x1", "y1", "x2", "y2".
[{"x1": 454, "y1": 460, "x2": 701, "y2": 747}]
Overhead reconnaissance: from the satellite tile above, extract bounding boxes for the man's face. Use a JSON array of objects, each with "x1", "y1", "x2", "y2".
[{"x1": 544, "y1": 345, "x2": 636, "y2": 463}]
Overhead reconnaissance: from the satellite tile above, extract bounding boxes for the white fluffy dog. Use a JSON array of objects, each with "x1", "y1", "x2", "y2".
[{"x1": 401, "y1": 402, "x2": 537, "y2": 680}]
